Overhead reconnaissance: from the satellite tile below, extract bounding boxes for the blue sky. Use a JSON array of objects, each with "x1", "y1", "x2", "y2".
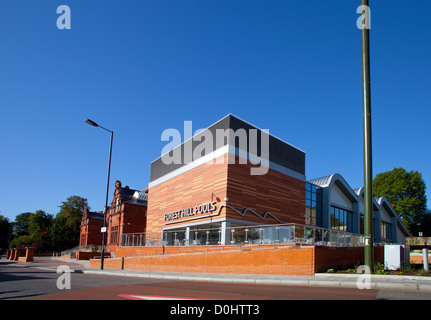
[{"x1": 1, "y1": 1, "x2": 430, "y2": 221}]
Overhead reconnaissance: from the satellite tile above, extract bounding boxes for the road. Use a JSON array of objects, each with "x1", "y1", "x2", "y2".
[{"x1": 1, "y1": 257, "x2": 430, "y2": 303}]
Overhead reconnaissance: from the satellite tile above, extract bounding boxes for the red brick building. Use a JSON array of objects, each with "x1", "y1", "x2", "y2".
[
  {"x1": 105, "y1": 180, "x2": 148, "y2": 252},
  {"x1": 79, "y1": 205, "x2": 104, "y2": 247}
]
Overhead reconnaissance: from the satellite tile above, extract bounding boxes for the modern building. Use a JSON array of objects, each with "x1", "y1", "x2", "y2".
[
  {"x1": 146, "y1": 114, "x2": 306, "y2": 245},
  {"x1": 145, "y1": 114, "x2": 410, "y2": 246},
  {"x1": 307, "y1": 173, "x2": 410, "y2": 244},
  {"x1": 87, "y1": 114, "x2": 410, "y2": 253}
]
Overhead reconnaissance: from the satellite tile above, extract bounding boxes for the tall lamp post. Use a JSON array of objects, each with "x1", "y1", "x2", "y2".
[
  {"x1": 359, "y1": 0, "x2": 374, "y2": 271},
  {"x1": 86, "y1": 119, "x2": 113, "y2": 270}
]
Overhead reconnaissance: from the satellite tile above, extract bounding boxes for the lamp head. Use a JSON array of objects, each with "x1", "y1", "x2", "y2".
[{"x1": 85, "y1": 119, "x2": 99, "y2": 127}]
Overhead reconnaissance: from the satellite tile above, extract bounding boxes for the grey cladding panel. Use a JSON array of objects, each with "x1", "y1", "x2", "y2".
[{"x1": 150, "y1": 115, "x2": 305, "y2": 182}]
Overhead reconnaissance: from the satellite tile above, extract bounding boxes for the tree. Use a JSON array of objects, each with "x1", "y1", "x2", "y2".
[
  {"x1": 373, "y1": 168, "x2": 428, "y2": 231},
  {"x1": 9, "y1": 211, "x2": 54, "y2": 252},
  {"x1": 28, "y1": 210, "x2": 53, "y2": 237},
  {"x1": 48, "y1": 214, "x2": 69, "y2": 251},
  {"x1": 56, "y1": 195, "x2": 88, "y2": 244},
  {"x1": 7, "y1": 196, "x2": 88, "y2": 252},
  {"x1": 9, "y1": 235, "x2": 33, "y2": 249},
  {"x1": 12, "y1": 212, "x2": 32, "y2": 237},
  {"x1": 28, "y1": 210, "x2": 54, "y2": 251}
]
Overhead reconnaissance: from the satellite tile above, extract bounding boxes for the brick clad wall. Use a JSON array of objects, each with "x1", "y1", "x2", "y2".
[
  {"x1": 122, "y1": 204, "x2": 147, "y2": 234},
  {"x1": 101, "y1": 258, "x2": 124, "y2": 269},
  {"x1": 90, "y1": 245, "x2": 390, "y2": 276},
  {"x1": 91, "y1": 245, "x2": 315, "y2": 276},
  {"x1": 80, "y1": 218, "x2": 104, "y2": 247},
  {"x1": 125, "y1": 246, "x2": 315, "y2": 276},
  {"x1": 115, "y1": 246, "x2": 165, "y2": 257},
  {"x1": 410, "y1": 254, "x2": 431, "y2": 264}
]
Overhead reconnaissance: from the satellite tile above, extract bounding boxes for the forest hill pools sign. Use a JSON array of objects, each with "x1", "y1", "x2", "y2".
[{"x1": 164, "y1": 201, "x2": 217, "y2": 222}]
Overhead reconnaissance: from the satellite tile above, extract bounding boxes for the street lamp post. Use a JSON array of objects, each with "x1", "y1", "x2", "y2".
[
  {"x1": 86, "y1": 119, "x2": 114, "y2": 270},
  {"x1": 359, "y1": 0, "x2": 374, "y2": 271}
]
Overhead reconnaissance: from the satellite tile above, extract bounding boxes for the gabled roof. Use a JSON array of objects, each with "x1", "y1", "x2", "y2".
[
  {"x1": 114, "y1": 180, "x2": 148, "y2": 207},
  {"x1": 82, "y1": 205, "x2": 104, "y2": 221},
  {"x1": 87, "y1": 211, "x2": 105, "y2": 220},
  {"x1": 354, "y1": 186, "x2": 380, "y2": 211},
  {"x1": 308, "y1": 173, "x2": 358, "y2": 202},
  {"x1": 307, "y1": 174, "x2": 336, "y2": 187},
  {"x1": 122, "y1": 187, "x2": 147, "y2": 207},
  {"x1": 309, "y1": 173, "x2": 412, "y2": 238}
]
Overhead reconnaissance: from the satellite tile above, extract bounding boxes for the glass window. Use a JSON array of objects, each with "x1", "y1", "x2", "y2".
[
  {"x1": 110, "y1": 225, "x2": 119, "y2": 244},
  {"x1": 381, "y1": 221, "x2": 392, "y2": 240},
  {"x1": 306, "y1": 183, "x2": 323, "y2": 227},
  {"x1": 330, "y1": 206, "x2": 353, "y2": 232}
]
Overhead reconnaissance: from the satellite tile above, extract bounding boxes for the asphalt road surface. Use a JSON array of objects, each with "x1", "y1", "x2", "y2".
[{"x1": 1, "y1": 257, "x2": 430, "y2": 302}]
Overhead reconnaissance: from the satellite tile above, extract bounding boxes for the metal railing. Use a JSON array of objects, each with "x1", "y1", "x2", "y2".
[{"x1": 120, "y1": 223, "x2": 366, "y2": 248}]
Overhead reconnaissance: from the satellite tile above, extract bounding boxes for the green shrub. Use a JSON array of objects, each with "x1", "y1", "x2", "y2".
[
  {"x1": 376, "y1": 269, "x2": 388, "y2": 275},
  {"x1": 374, "y1": 262, "x2": 385, "y2": 271}
]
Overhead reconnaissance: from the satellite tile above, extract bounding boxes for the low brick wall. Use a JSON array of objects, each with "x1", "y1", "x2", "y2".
[
  {"x1": 101, "y1": 257, "x2": 124, "y2": 269},
  {"x1": 90, "y1": 245, "x2": 388, "y2": 276},
  {"x1": 124, "y1": 246, "x2": 315, "y2": 276},
  {"x1": 91, "y1": 244, "x2": 315, "y2": 276},
  {"x1": 314, "y1": 246, "x2": 384, "y2": 272},
  {"x1": 115, "y1": 246, "x2": 165, "y2": 257},
  {"x1": 114, "y1": 245, "x2": 263, "y2": 257},
  {"x1": 7, "y1": 247, "x2": 34, "y2": 262},
  {"x1": 76, "y1": 251, "x2": 103, "y2": 260},
  {"x1": 410, "y1": 254, "x2": 431, "y2": 264}
]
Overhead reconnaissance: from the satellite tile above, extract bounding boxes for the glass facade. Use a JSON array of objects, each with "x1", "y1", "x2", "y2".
[
  {"x1": 330, "y1": 206, "x2": 353, "y2": 232},
  {"x1": 305, "y1": 182, "x2": 322, "y2": 227}
]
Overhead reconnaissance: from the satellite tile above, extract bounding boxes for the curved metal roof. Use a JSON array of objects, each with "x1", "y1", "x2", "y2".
[
  {"x1": 308, "y1": 173, "x2": 411, "y2": 237},
  {"x1": 308, "y1": 173, "x2": 358, "y2": 202}
]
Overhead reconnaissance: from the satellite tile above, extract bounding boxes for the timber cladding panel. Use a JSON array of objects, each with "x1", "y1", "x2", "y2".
[
  {"x1": 146, "y1": 153, "x2": 306, "y2": 234},
  {"x1": 146, "y1": 154, "x2": 229, "y2": 234},
  {"x1": 226, "y1": 155, "x2": 305, "y2": 224}
]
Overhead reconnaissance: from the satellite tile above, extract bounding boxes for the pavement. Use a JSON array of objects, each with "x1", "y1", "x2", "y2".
[{"x1": 57, "y1": 258, "x2": 431, "y2": 293}]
